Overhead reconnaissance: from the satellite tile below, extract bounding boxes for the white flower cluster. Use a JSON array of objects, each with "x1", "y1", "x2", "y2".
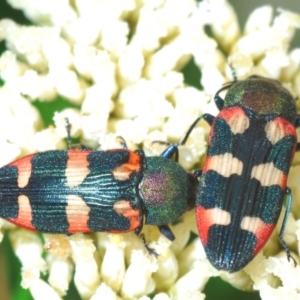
[{"x1": 0, "y1": 0, "x2": 299, "y2": 299}]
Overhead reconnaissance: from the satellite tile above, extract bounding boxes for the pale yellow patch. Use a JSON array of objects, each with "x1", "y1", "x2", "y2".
[
  {"x1": 66, "y1": 195, "x2": 91, "y2": 233},
  {"x1": 265, "y1": 120, "x2": 285, "y2": 145},
  {"x1": 17, "y1": 195, "x2": 33, "y2": 223},
  {"x1": 9, "y1": 155, "x2": 34, "y2": 188},
  {"x1": 251, "y1": 162, "x2": 284, "y2": 186},
  {"x1": 65, "y1": 151, "x2": 90, "y2": 188},
  {"x1": 240, "y1": 216, "x2": 264, "y2": 234},
  {"x1": 17, "y1": 168, "x2": 31, "y2": 188},
  {"x1": 228, "y1": 113, "x2": 250, "y2": 134},
  {"x1": 207, "y1": 207, "x2": 231, "y2": 226},
  {"x1": 207, "y1": 153, "x2": 243, "y2": 177},
  {"x1": 10, "y1": 195, "x2": 36, "y2": 231}
]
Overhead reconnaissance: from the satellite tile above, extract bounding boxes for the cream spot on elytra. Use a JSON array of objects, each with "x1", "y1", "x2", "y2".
[
  {"x1": 9, "y1": 154, "x2": 34, "y2": 188},
  {"x1": 204, "y1": 153, "x2": 243, "y2": 177},
  {"x1": 219, "y1": 107, "x2": 250, "y2": 135},
  {"x1": 66, "y1": 194, "x2": 91, "y2": 233},
  {"x1": 251, "y1": 162, "x2": 286, "y2": 187},
  {"x1": 65, "y1": 150, "x2": 90, "y2": 188},
  {"x1": 196, "y1": 206, "x2": 231, "y2": 245}
]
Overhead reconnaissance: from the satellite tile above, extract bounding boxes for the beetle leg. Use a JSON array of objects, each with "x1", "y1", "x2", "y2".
[
  {"x1": 214, "y1": 94, "x2": 224, "y2": 111},
  {"x1": 134, "y1": 225, "x2": 175, "y2": 256},
  {"x1": 160, "y1": 145, "x2": 179, "y2": 161},
  {"x1": 69, "y1": 144, "x2": 89, "y2": 150},
  {"x1": 140, "y1": 233, "x2": 158, "y2": 257},
  {"x1": 159, "y1": 114, "x2": 215, "y2": 162},
  {"x1": 228, "y1": 64, "x2": 238, "y2": 82},
  {"x1": 116, "y1": 136, "x2": 128, "y2": 149},
  {"x1": 180, "y1": 114, "x2": 215, "y2": 145},
  {"x1": 294, "y1": 117, "x2": 300, "y2": 151},
  {"x1": 134, "y1": 228, "x2": 158, "y2": 257},
  {"x1": 65, "y1": 118, "x2": 73, "y2": 148},
  {"x1": 158, "y1": 224, "x2": 175, "y2": 241},
  {"x1": 278, "y1": 187, "x2": 297, "y2": 266},
  {"x1": 213, "y1": 82, "x2": 235, "y2": 111},
  {"x1": 294, "y1": 116, "x2": 300, "y2": 128},
  {"x1": 194, "y1": 169, "x2": 202, "y2": 180},
  {"x1": 134, "y1": 212, "x2": 158, "y2": 256}
]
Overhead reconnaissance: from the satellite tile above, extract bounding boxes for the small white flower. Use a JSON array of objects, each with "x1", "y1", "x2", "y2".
[
  {"x1": 9, "y1": 230, "x2": 47, "y2": 289},
  {"x1": 46, "y1": 253, "x2": 73, "y2": 296},
  {"x1": 0, "y1": 0, "x2": 300, "y2": 299},
  {"x1": 69, "y1": 234, "x2": 100, "y2": 298},
  {"x1": 29, "y1": 278, "x2": 62, "y2": 300},
  {"x1": 90, "y1": 283, "x2": 120, "y2": 300},
  {"x1": 121, "y1": 250, "x2": 157, "y2": 299},
  {"x1": 100, "y1": 234, "x2": 126, "y2": 292}
]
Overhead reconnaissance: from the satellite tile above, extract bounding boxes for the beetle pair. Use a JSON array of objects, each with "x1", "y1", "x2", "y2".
[{"x1": 0, "y1": 75, "x2": 298, "y2": 272}]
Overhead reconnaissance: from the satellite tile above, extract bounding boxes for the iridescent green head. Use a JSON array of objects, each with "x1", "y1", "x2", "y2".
[
  {"x1": 224, "y1": 76, "x2": 297, "y2": 123},
  {"x1": 139, "y1": 157, "x2": 197, "y2": 226}
]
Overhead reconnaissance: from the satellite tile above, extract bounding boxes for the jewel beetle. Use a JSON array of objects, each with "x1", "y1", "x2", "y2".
[
  {"x1": 0, "y1": 122, "x2": 197, "y2": 248},
  {"x1": 195, "y1": 75, "x2": 299, "y2": 272}
]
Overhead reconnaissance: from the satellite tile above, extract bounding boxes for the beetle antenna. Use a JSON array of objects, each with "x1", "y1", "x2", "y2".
[
  {"x1": 65, "y1": 118, "x2": 72, "y2": 149},
  {"x1": 228, "y1": 63, "x2": 237, "y2": 82}
]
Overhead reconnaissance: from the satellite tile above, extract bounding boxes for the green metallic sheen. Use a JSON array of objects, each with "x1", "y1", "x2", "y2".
[
  {"x1": 139, "y1": 156, "x2": 196, "y2": 226},
  {"x1": 224, "y1": 76, "x2": 297, "y2": 123}
]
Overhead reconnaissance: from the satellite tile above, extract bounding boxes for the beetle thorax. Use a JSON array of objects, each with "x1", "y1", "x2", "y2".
[{"x1": 224, "y1": 76, "x2": 296, "y2": 123}]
